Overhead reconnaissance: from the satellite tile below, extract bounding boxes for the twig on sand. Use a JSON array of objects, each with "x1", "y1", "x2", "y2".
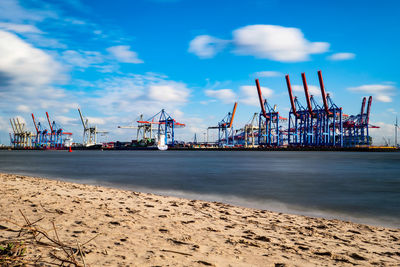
[
  {"x1": 1, "y1": 210, "x2": 99, "y2": 266},
  {"x1": 77, "y1": 241, "x2": 86, "y2": 267},
  {"x1": 82, "y1": 232, "x2": 101, "y2": 246},
  {"x1": 161, "y1": 249, "x2": 192, "y2": 256}
]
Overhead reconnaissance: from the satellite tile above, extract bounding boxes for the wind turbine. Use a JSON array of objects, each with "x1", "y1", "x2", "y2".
[{"x1": 395, "y1": 116, "x2": 399, "y2": 148}]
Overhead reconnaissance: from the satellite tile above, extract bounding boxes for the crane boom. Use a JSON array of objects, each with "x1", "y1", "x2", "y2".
[
  {"x1": 78, "y1": 108, "x2": 87, "y2": 129},
  {"x1": 15, "y1": 118, "x2": 23, "y2": 133},
  {"x1": 360, "y1": 97, "x2": 366, "y2": 124},
  {"x1": 118, "y1": 126, "x2": 138, "y2": 129},
  {"x1": 317, "y1": 70, "x2": 332, "y2": 115},
  {"x1": 31, "y1": 113, "x2": 39, "y2": 133},
  {"x1": 255, "y1": 79, "x2": 269, "y2": 119},
  {"x1": 9, "y1": 119, "x2": 16, "y2": 133},
  {"x1": 228, "y1": 102, "x2": 238, "y2": 128},
  {"x1": 285, "y1": 74, "x2": 298, "y2": 118},
  {"x1": 366, "y1": 96, "x2": 372, "y2": 124},
  {"x1": 302, "y1": 72, "x2": 315, "y2": 116},
  {"x1": 46, "y1": 112, "x2": 53, "y2": 132}
]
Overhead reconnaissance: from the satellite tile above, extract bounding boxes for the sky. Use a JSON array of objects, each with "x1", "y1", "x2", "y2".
[{"x1": 0, "y1": 0, "x2": 399, "y2": 145}]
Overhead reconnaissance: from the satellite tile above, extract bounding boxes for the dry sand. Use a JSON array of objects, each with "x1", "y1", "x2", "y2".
[{"x1": 0, "y1": 173, "x2": 399, "y2": 266}]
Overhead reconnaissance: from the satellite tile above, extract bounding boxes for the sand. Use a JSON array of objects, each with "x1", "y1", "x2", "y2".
[{"x1": 0, "y1": 173, "x2": 399, "y2": 266}]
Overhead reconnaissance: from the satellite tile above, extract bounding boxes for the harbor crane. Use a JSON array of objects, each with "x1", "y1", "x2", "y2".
[
  {"x1": 78, "y1": 108, "x2": 108, "y2": 147},
  {"x1": 244, "y1": 113, "x2": 259, "y2": 147},
  {"x1": 208, "y1": 102, "x2": 238, "y2": 147},
  {"x1": 45, "y1": 112, "x2": 73, "y2": 148},
  {"x1": 256, "y1": 79, "x2": 285, "y2": 146},
  {"x1": 9, "y1": 117, "x2": 33, "y2": 148},
  {"x1": 118, "y1": 114, "x2": 157, "y2": 145},
  {"x1": 286, "y1": 71, "x2": 343, "y2": 147},
  {"x1": 233, "y1": 112, "x2": 259, "y2": 147},
  {"x1": 343, "y1": 96, "x2": 379, "y2": 146},
  {"x1": 31, "y1": 113, "x2": 48, "y2": 148},
  {"x1": 137, "y1": 109, "x2": 185, "y2": 147}
]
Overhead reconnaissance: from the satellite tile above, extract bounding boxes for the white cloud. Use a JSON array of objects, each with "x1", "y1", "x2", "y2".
[
  {"x1": 348, "y1": 84, "x2": 395, "y2": 93},
  {"x1": 0, "y1": 29, "x2": 64, "y2": 89},
  {"x1": 16, "y1": 105, "x2": 30, "y2": 112},
  {"x1": 254, "y1": 71, "x2": 282, "y2": 77},
  {"x1": 54, "y1": 115, "x2": 78, "y2": 126},
  {"x1": 85, "y1": 117, "x2": 107, "y2": 125},
  {"x1": 84, "y1": 73, "x2": 191, "y2": 116},
  {"x1": 61, "y1": 50, "x2": 104, "y2": 69},
  {"x1": 188, "y1": 35, "x2": 228, "y2": 59},
  {"x1": 0, "y1": 0, "x2": 56, "y2": 23},
  {"x1": 204, "y1": 89, "x2": 237, "y2": 103},
  {"x1": 327, "y1": 52, "x2": 355, "y2": 61},
  {"x1": 107, "y1": 45, "x2": 143, "y2": 64},
  {"x1": 0, "y1": 29, "x2": 81, "y2": 143},
  {"x1": 0, "y1": 22, "x2": 42, "y2": 33},
  {"x1": 148, "y1": 82, "x2": 190, "y2": 103},
  {"x1": 292, "y1": 84, "x2": 321, "y2": 96},
  {"x1": 239, "y1": 85, "x2": 273, "y2": 106},
  {"x1": 375, "y1": 95, "x2": 392, "y2": 103},
  {"x1": 348, "y1": 84, "x2": 396, "y2": 102},
  {"x1": 232, "y1": 25, "x2": 330, "y2": 62}
]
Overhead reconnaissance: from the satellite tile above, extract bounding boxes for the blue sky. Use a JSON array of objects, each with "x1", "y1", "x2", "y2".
[{"x1": 0, "y1": 0, "x2": 399, "y2": 144}]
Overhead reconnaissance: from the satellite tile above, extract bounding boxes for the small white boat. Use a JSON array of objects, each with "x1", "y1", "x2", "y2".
[{"x1": 157, "y1": 134, "x2": 168, "y2": 151}]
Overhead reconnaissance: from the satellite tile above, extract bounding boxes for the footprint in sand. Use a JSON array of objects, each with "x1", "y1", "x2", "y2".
[{"x1": 181, "y1": 220, "x2": 195, "y2": 224}]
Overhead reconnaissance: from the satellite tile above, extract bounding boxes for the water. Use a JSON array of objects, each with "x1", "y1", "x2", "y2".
[{"x1": 0, "y1": 150, "x2": 399, "y2": 227}]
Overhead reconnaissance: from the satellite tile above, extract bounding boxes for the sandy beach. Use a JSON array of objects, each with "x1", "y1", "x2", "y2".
[{"x1": 0, "y1": 173, "x2": 399, "y2": 266}]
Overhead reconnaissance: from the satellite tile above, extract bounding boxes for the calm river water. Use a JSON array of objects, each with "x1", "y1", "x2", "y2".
[{"x1": 0, "y1": 150, "x2": 399, "y2": 227}]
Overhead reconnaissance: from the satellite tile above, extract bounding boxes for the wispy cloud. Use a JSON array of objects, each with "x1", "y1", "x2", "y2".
[
  {"x1": 61, "y1": 50, "x2": 104, "y2": 69},
  {"x1": 0, "y1": 22, "x2": 42, "y2": 33},
  {"x1": 204, "y1": 89, "x2": 237, "y2": 103},
  {"x1": 327, "y1": 52, "x2": 356, "y2": 61},
  {"x1": 107, "y1": 45, "x2": 143, "y2": 64},
  {"x1": 254, "y1": 71, "x2": 282, "y2": 77},
  {"x1": 0, "y1": 0, "x2": 57, "y2": 23},
  {"x1": 84, "y1": 73, "x2": 191, "y2": 116},
  {"x1": 239, "y1": 85, "x2": 273, "y2": 106},
  {"x1": 292, "y1": 84, "x2": 321, "y2": 96},
  {"x1": 348, "y1": 84, "x2": 396, "y2": 102},
  {"x1": 188, "y1": 35, "x2": 229, "y2": 59}
]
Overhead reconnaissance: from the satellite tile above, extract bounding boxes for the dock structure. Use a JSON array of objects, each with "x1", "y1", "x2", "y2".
[
  {"x1": 208, "y1": 102, "x2": 237, "y2": 147},
  {"x1": 137, "y1": 109, "x2": 185, "y2": 147},
  {"x1": 78, "y1": 108, "x2": 107, "y2": 147},
  {"x1": 286, "y1": 71, "x2": 345, "y2": 147},
  {"x1": 343, "y1": 96, "x2": 379, "y2": 147},
  {"x1": 9, "y1": 118, "x2": 33, "y2": 148},
  {"x1": 255, "y1": 79, "x2": 286, "y2": 147},
  {"x1": 6, "y1": 69, "x2": 384, "y2": 150},
  {"x1": 235, "y1": 112, "x2": 259, "y2": 148},
  {"x1": 46, "y1": 112, "x2": 73, "y2": 148},
  {"x1": 118, "y1": 114, "x2": 157, "y2": 146},
  {"x1": 31, "y1": 113, "x2": 48, "y2": 148}
]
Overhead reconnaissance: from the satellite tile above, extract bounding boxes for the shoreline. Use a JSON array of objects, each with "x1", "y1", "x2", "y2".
[
  {"x1": 2, "y1": 146, "x2": 399, "y2": 152},
  {"x1": 1, "y1": 173, "x2": 399, "y2": 266},
  {"x1": 2, "y1": 170, "x2": 399, "y2": 229}
]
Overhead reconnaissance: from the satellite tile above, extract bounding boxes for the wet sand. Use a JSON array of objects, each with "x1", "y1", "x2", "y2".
[{"x1": 1, "y1": 173, "x2": 399, "y2": 266}]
